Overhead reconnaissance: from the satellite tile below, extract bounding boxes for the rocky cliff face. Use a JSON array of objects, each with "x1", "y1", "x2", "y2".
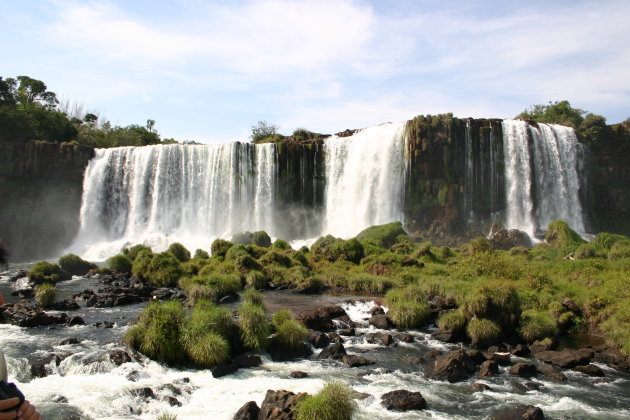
[{"x1": 0, "y1": 141, "x2": 94, "y2": 261}]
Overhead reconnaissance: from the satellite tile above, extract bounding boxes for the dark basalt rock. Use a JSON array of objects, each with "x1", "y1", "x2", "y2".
[
  {"x1": 425, "y1": 350, "x2": 443, "y2": 359},
  {"x1": 489, "y1": 404, "x2": 545, "y2": 420},
  {"x1": 342, "y1": 354, "x2": 374, "y2": 367},
  {"x1": 109, "y1": 350, "x2": 134, "y2": 366},
  {"x1": 30, "y1": 353, "x2": 67, "y2": 378},
  {"x1": 0, "y1": 304, "x2": 74, "y2": 328},
  {"x1": 425, "y1": 349, "x2": 476, "y2": 383},
  {"x1": 509, "y1": 362, "x2": 537, "y2": 378},
  {"x1": 572, "y1": 364, "x2": 605, "y2": 377},
  {"x1": 399, "y1": 333, "x2": 415, "y2": 343},
  {"x1": 338, "y1": 328, "x2": 355, "y2": 336},
  {"x1": 163, "y1": 396, "x2": 181, "y2": 407},
  {"x1": 212, "y1": 355, "x2": 262, "y2": 378},
  {"x1": 381, "y1": 390, "x2": 427, "y2": 411},
  {"x1": 477, "y1": 360, "x2": 499, "y2": 378},
  {"x1": 370, "y1": 306, "x2": 385, "y2": 316},
  {"x1": 536, "y1": 364, "x2": 568, "y2": 382},
  {"x1": 366, "y1": 332, "x2": 394, "y2": 346},
  {"x1": 529, "y1": 339, "x2": 556, "y2": 354},
  {"x1": 466, "y1": 349, "x2": 486, "y2": 366},
  {"x1": 289, "y1": 371, "x2": 308, "y2": 379},
  {"x1": 130, "y1": 387, "x2": 155, "y2": 400},
  {"x1": 490, "y1": 229, "x2": 532, "y2": 250},
  {"x1": 317, "y1": 342, "x2": 347, "y2": 360},
  {"x1": 485, "y1": 352, "x2": 512, "y2": 366},
  {"x1": 533, "y1": 349, "x2": 593, "y2": 369},
  {"x1": 511, "y1": 344, "x2": 529, "y2": 356},
  {"x1": 67, "y1": 316, "x2": 85, "y2": 326},
  {"x1": 58, "y1": 337, "x2": 81, "y2": 346},
  {"x1": 233, "y1": 401, "x2": 260, "y2": 420},
  {"x1": 296, "y1": 305, "x2": 347, "y2": 331},
  {"x1": 591, "y1": 345, "x2": 630, "y2": 372},
  {"x1": 368, "y1": 314, "x2": 391, "y2": 330},
  {"x1": 472, "y1": 383, "x2": 492, "y2": 391},
  {"x1": 93, "y1": 321, "x2": 115, "y2": 328},
  {"x1": 308, "y1": 330, "x2": 330, "y2": 348},
  {"x1": 52, "y1": 300, "x2": 80, "y2": 311},
  {"x1": 268, "y1": 340, "x2": 313, "y2": 362},
  {"x1": 258, "y1": 389, "x2": 306, "y2": 420}
]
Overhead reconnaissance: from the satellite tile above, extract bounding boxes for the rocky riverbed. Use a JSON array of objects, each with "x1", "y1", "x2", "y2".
[{"x1": 1, "y1": 269, "x2": 630, "y2": 419}]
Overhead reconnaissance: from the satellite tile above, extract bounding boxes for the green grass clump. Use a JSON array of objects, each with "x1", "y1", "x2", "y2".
[
  {"x1": 608, "y1": 240, "x2": 630, "y2": 260},
  {"x1": 156, "y1": 413, "x2": 178, "y2": 420},
  {"x1": 275, "y1": 319, "x2": 309, "y2": 349},
  {"x1": 384, "y1": 285, "x2": 431, "y2": 328},
  {"x1": 466, "y1": 318, "x2": 502, "y2": 347},
  {"x1": 252, "y1": 231, "x2": 272, "y2": 247},
  {"x1": 601, "y1": 303, "x2": 630, "y2": 355},
  {"x1": 259, "y1": 250, "x2": 293, "y2": 267},
  {"x1": 593, "y1": 232, "x2": 628, "y2": 250},
  {"x1": 242, "y1": 288, "x2": 265, "y2": 306},
  {"x1": 193, "y1": 249, "x2": 210, "y2": 259},
  {"x1": 58, "y1": 254, "x2": 96, "y2": 275},
  {"x1": 131, "y1": 249, "x2": 154, "y2": 279},
  {"x1": 122, "y1": 244, "x2": 152, "y2": 261},
  {"x1": 462, "y1": 283, "x2": 521, "y2": 328},
  {"x1": 437, "y1": 310, "x2": 466, "y2": 334},
  {"x1": 519, "y1": 309, "x2": 558, "y2": 342},
  {"x1": 167, "y1": 242, "x2": 191, "y2": 262},
  {"x1": 272, "y1": 310, "x2": 294, "y2": 328},
  {"x1": 574, "y1": 243, "x2": 599, "y2": 259},
  {"x1": 273, "y1": 239, "x2": 291, "y2": 250},
  {"x1": 238, "y1": 302, "x2": 271, "y2": 350},
  {"x1": 356, "y1": 222, "x2": 407, "y2": 248},
  {"x1": 181, "y1": 273, "x2": 241, "y2": 302},
  {"x1": 544, "y1": 220, "x2": 585, "y2": 251},
  {"x1": 28, "y1": 261, "x2": 66, "y2": 283},
  {"x1": 246, "y1": 270, "x2": 268, "y2": 289},
  {"x1": 182, "y1": 331, "x2": 230, "y2": 367},
  {"x1": 296, "y1": 381, "x2": 356, "y2": 420},
  {"x1": 211, "y1": 239, "x2": 233, "y2": 258},
  {"x1": 469, "y1": 237, "x2": 493, "y2": 255},
  {"x1": 145, "y1": 252, "x2": 184, "y2": 287},
  {"x1": 35, "y1": 282, "x2": 56, "y2": 308},
  {"x1": 125, "y1": 300, "x2": 185, "y2": 364},
  {"x1": 107, "y1": 254, "x2": 132, "y2": 273}
]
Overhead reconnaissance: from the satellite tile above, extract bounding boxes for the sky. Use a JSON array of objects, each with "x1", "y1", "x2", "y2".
[{"x1": 2, "y1": 0, "x2": 629, "y2": 144}]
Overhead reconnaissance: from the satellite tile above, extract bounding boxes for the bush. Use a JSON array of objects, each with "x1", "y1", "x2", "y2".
[
  {"x1": 385, "y1": 286, "x2": 431, "y2": 328},
  {"x1": 246, "y1": 270, "x2": 268, "y2": 289},
  {"x1": 28, "y1": 261, "x2": 67, "y2": 283},
  {"x1": 272, "y1": 309, "x2": 294, "y2": 328},
  {"x1": 275, "y1": 319, "x2": 309, "y2": 349},
  {"x1": 337, "y1": 238, "x2": 364, "y2": 264},
  {"x1": 107, "y1": 254, "x2": 132, "y2": 273},
  {"x1": 168, "y1": 242, "x2": 191, "y2": 262},
  {"x1": 182, "y1": 331, "x2": 230, "y2": 367},
  {"x1": 593, "y1": 232, "x2": 628, "y2": 250},
  {"x1": 211, "y1": 239, "x2": 233, "y2": 258},
  {"x1": 469, "y1": 237, "x2": 493, "y2": 254},
  {"x1": 131, "y1": 249, "x2": 154, "y2": 280},
  {"x1": 193, "y1": 249, "x2": 210, "y2": 259},
  {"x1": 122, "y1": 244, "x2": 152, "y2": 261},
  {"x1": 239, "y1": 302, "x2": 271, "y2": 350},
  {"x1": 225, "y1": 244, "x2": 261, "y2": 270},
  {"x1": 259, "y1": 250, "x2": 293, "y2": 268},
  {"x1": 544, "y1": 220, "x2": 585, "y2": 251},
  {"x1": 183, "y1": 273, "x2": 241, "y2": 302},
  {"x1": 356, "y1": 222, "x2": 407, "y2": 248},
  {"x1": 437, "y1": 310, "x2": 466, "y2": 334},
  {"x1": 252, "y1": 231, "x2": 272, "y2": 247},
  {"x1": 608, "y1": 240, "x2": 630, "y2": 260},
  {"x1": 125, "y1": 300, "x2": 185, "y2": 364},
  {"x1": 296, "y1": 381, "x2": 356, "y2": 420},
  {"x1": 519, "y1": 309, "x2": 558, "y2": 342},
  {"x1": 58, "y1": 254, "x2": 96, "y2": 275},
  {"x1": 574, "y1": 243, "x2": 598, "y2": 259},
  {"x1": 466, "y1": 318, "x2": 502, "y2": 347},
  {"x1": 35, "y1": 282, "x2": 56, "y2": 308},
  {"x1": 273, "y1": 239, "x2": 291, "y2": 250},
  {"x1": 462, "y1": 283, "x2": 521, "y2": 328},
  {"x1": 145, "y1": 252, "x2": 184, "y2": 287}
]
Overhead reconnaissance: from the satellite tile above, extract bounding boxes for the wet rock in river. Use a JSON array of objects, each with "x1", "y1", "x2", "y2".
[
  {"x1": 509, "y1": 362, "x2": 537, "y2": 378},
  {"x1": 381, "y1": 389, "x2": 427, "y2": 411},
  {"x1": 317, "y1": 342, "x2": 346, "y2": 360},
  {"x1": 489, "y1": 404, "x2": 545, "y2": 420},
  {"x1": 341, "y1": 354, "x2": 374, "y2": 367},
  {"x1": 477, "y1": 360, "x2": 499, "y2": 378},
  {"x1": 296, "y1": 305, "x2": 347, "y2": 331},
  {"x1": 368, "y1": 314, "x2": 391, "y2": 330},
  {"x1": 533, "y1": 348, "x2": 593, "y2": 369},
  {"x1": 268, "y1": 339, "x2": 313, "y2": 362},
  {"x1": 258, "y1": 389, "x2": 306, "y2": 420},
  {"x1": 572, "y1": 364, "x2": 605, "y2": 377},
  {"x1": 425, "y1": 349, "x2": 476, "y2": 383},
  {"x1": 289, "y1": 371, "x2": 308, "y2": 379},
  {"x1": 366, "y1": 332, "x2": 394, "y2": 346},
  {"x1": 308, "y1": 330, "x2": 330, "y2": 348},
  {"x1": 234, "y1": 401, "x2": 260, "y2": 420},
  {"x1": 536, "y1": 364, "x2": 567, "y2": 382}
]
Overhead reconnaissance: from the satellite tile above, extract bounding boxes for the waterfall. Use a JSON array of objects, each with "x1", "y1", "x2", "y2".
[
  {"x1": 72, "y1": 143, "x2": 277, "y2": 260},
  {"x1": 502, "y1": 119, "x2": 586, "y2": 238},
  {"x1": 321, "y1": 122, "x2": 407, "y2": 238}
]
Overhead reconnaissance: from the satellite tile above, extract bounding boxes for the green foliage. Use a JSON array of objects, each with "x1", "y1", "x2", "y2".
[
  {"x1": 384, "y1": 285, "x2": 431, "y2": 328},
  {"x1": 193, "y1": 249, "x2": 210, "y2": 259},
  {"x1": 275, "y1": 319, "x2": 309, "y2": 349},
  {"x1": 310, "y1": 236, "x2": 364, "y2": 264},
  {"x1": 601, "y1": 303, "x2": 630, "y2": 355},
  {"x1": 35, "y1": 282, "x2": 56, "y2": 308},
  {"x1": 211, "y1": 239, "x2": 233, "y2": 258},
  {"x1": 145, "y1": 252, "x2": 184, "y2": 287},
  {"x1": 182, "y1": 273, "x2": 242, "y2": 302},
  {"x1": 242, "y1": 288, "x2": 265, "y2": 306},
  {"x1": 466, "y1": 318, "x2": 502, "y2": 347},
  {"x1": 272, "y1": 310, "x2": 295, "y2": 328},
  {"x1": 246, "y1": 270, "x2": 268, "y2": 289},
  {"x1": 593, "y1": 233, "x2": 628, "y2": 250},
  {"x1": 273, "y1": 239, "x2": 291, "y2": 250},
  {"x1": 517, "y1": 100, "x2": 586, "y2": 129},
  {"x1": 250, "y1": 120, "x2": 281, "y2": 143},
  {"x1": 259, "y1": 250, "x2": 293, "y2": 268},
  {"x1": 574, "y1": 244, "x2": 599, "y2": 259},
  {"x1": 519, "y1": 309, "x2": 559, "y2": 342},
  {"x1": 437, "y1": 310, "x2": 466, "y2": 334},
  {"x1": 58, "y1": 253, "x2": 95, "y2": 275},
  {"x1": 469, "y1": 237, "x2": 493, "y2": 255},
  {"x1": 182, "y1": 331, "x2": 230, "y2": 367},
  {"x1": 167, "y1": 242, "x2": 191, "y2": 262},
  {"x1": 608, "y1": 240, "x2": 630, "y2": 260},
  {"x1": 131, "y1": 249, "x2": 154, "y2": 280},
  {"x1": 28, "y1": 261, "x2": 64, "y2": 283},
  {"x1": 290, "y1": 128, "x2": 327, "y2": 142},
  {"x1": 238, "y1": 302, "x2": 271, "y2": 350},
  {"x1": 356, "y1": 222, "x2": 407, "y2": 248},
  {"x1": 125, "y1": 301, "x2": 185, "y2": 364},
  {"x1": 107, "y1": 254, "x2": 132, "y2": 273},
  {"x1": 462, "y1": 283, "x2": 521, "y2": 328},
  {"x1": 296, "y1": 381, "x2": 356, "y2": 420},
  {"x1": 544, "y1": 220, "x2": 586, "y2": 251},
  {"x1": 123, "y1": 244, "x2": 152, "y2": 261},
  {"x1": 156, "y1": 413, "x2": 178, "y2": 420},
  {"x1": 252, "y1": 231, "x2": 272, "y2": 247}
]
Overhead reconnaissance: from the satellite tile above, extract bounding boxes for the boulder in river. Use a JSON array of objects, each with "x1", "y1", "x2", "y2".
[
  {"x1": 296, "y1": 305, "x2": 347, "y2": 331},
  {"x1": 366, "y1": 332, "x2": 394, "y2": 346},
  {"x1": 258, "y1": 389, "x2": 306, "y2": 420},
  {"x1": 425, "y1": 349, "x2": 476, "y2": 383},
  {"x1": 533, "y1": 348, "x2": 593, "y2": 368},
  {"x1": 489, "y1": 404, "x2": 545, "y2": 420},
  {"x1": 233, "y1": 401, "x2": 260, "y2": 420},
  {"x1": 368, "y1": 314, "x2": 391, "y2": 330},
  {"x1": 381, "y1": 389, "x2": 427, "y2": 411},
  {"x1": 317, "y1": 342, "x2": 347, "y2": 360}
]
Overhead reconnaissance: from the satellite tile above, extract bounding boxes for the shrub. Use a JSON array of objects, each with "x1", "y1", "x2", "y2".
[
  {"x1": 519, "y1": 309, "x2": 558, "y2": 342},
  {"x1": 437, "y1": 310, "x2": 466, "y2": 334},
  {"x1": 131, "y1": 249, "x2": 154, "y2": 280},
  {"x1": 167, "y1": 242, "x2": 191, "y2": 262},
  {"x1": 125, "y1": 300, "x2": 185, "y2": 364},
  {"x1": 145, "y1": 252, "x2": 184, "y2": 287},
  {"x1": 337, "y1": 238, "x2": 364, "y2": 264},
  {"x1": 356, "y1": 222, "x2": 407, "y2": 248},
  {"x1": 28, "y1": 261, "x2": 67, "y2": 283},
  {"x1": 211, "y1": 239, "x2": 233, "y2": 258},
  {"x1": 608, "y1": 240, "x2": 630, "y2": 260},
  {"x1": 292, "y1": 251, "x2": 310, "y2": 267},
  {"x1": 466, "y1": 318, "x2": 502, "y2": 347},
  {"x1": 107, "y1": 254, "x2": 132, "y2": 273},
  {"x1": 296, "y1": 381, "x2": 356, "y2": 420},
  {"x1": 239, "y1": 302, "x2": 271, "y2": 350},
  {"x1": 593, "y1": 232, "x2": 628, "y2": 250},
  {"x1": 259, "y1": 250, "x2": 293, "y2": 267},
  {"x1": 252, "y1": 231, "x2": 272, "y2": 247},
  {"x1": 462, "y1": 283, "x2": 521, "y2": 328},
  {"x1": 193, "y1": 249, "x2": 210, "y2": 259},
  {"x1": 242, "y1": 289, "x2": 265, "y2": 307},
  {"x1": 58, "y1": 254, "x2": 96, "y2": 275},
  {"x1": 188, "y1": 300, "x2": 236, "y2": 338},
  {"x1": 225, "y1": 245, "x2": 261, "y2": 270},
  {"x1": 275, "y1": 319, "x2": 309, "y2": 349},
  {"x1": 122, "y1": 244, "x2": 152, "y2": 261},
  {"x1": 385, "y1": 285, "x2": 431, "y2": 328},
  {"x1": 273, "y1": 239, "x2": 291, "y2": 250},
  {"x1": 469, "y1": 237, "x2": 493, "y2": 254},
  {"x1": 246, "y1": 270, "x2": 268, "y2": 289},
  {"x1": 184, "y1": 273, "x2": 241, "y2": 302},
  {"x1": 574, "y1": 243, "x2": 598, "y2": 259},
  {"x1": 544, "y1": 220, "x2": 585, "y2": 251},
  {"x1": 35, "y1": 282, "x2": 56, "y2": 308},
  {"x1": 438, "y1": 246, "x2": 453, "y2": 259},
  {"x1": 272, "y1": 309, "x2": 295, "y2": 328},
  {"x1": 182, "y1": 331, "x2": 230, "y2": 367},
  {"x1": 156, "y1": 413, "x2": 178, "y2": 420}
]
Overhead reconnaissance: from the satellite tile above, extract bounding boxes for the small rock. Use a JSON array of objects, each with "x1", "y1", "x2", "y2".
[
  {"x1": 370, "y1": 306, "x2": 385, "y2": 316},
  {"x1": 399, "y1": 334, "x2": 414, "y2": 343},
  {"x1": 472, "y1": 383, "x2": 492, "y2": 391},
  {"x1": 368, "y1": 314, "x2": 391, "y2": 330},
  {"x1": 163, "y1": 396, "x2": 181, "y2": 407},
  {"x1": 342, "y1": 354, "x2": 374, "y2": 367},
  {"x1": 234, "y1": 401, "x2": 260, "y2": 420},
  {"x1": 523, "y1": 381, "x2": 544, "y2": 391},
  {"x1": 426, "y1": 349, "x2": 476, "y2": 383},
  {"x1": 381, "y1": 390, "x2": 427, "y2": 411},
  {"x1": 536, "y1": 364, "x2": 567, "y2": 382},
  {"x1": 489, "y1": 404, "x2": 545, "y2": 420},
  {"x1": 533, "y1": 349, "x2": 593, "y2": 368},
  {"x1": 338, "y1": 328, "x2": 355, "y2": 336},
  {"x1": 477, "y1": 360, "x2": 499, "y2": 378},
  {"x1": 308, "y1": 331, "x2": 330, "y2": 348},
  {"x1": 289, "y1": 371, "x2": 308, "y2": 379},
  {"x1": 572, "y1": 364, "x2": 605, "y2": 377},
  {"x1": 50, "y1": 394, "x2": 68, "y2": 404},
  {"x1": 58, "y1": 337, "x2": 81, "y2": 346},
  {"x1": 366, "y1": 332, "x2": 394, "y2": 346},
  {"x1": 425, "y1": 350, "x2": 442, "y2": 359},
  {"x1": 258, "y1": 389, "x2": 306, "y2": 420},
  {"x1": 509, "y1": 362, "x2": 537, "y2": 378},
  {"x1": 130, "y1": 387, "x2": 155, "y2": 399},
  {"x1": 317, "y1": 342, "x2": 347, "y2": 360},
  {"x1": 511, "y1": 344, "x2": 529, "y2": 357},
  {"x1": 485, "y1": 352, "x2": 511, "y2": 366}
]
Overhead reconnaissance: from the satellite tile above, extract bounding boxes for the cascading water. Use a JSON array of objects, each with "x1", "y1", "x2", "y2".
[
  {"x1": 71, "y1": 143, "x2": 277, "y2": 260},
  {"x1": 321, "y1": 122, "x2": 407, "y2": 238},
  {"x1": 502, "y1": 119, "x2": 587, "y2": 239}
]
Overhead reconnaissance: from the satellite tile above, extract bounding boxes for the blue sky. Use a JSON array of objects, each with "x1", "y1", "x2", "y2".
[{"x1": 2, "y1": 0, "x2": 629, "y2": 143}]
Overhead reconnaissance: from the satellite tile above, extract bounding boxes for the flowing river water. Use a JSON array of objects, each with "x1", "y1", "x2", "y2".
[{"x1": 1, "y1": 269, "x2": 629, "y2": 420}]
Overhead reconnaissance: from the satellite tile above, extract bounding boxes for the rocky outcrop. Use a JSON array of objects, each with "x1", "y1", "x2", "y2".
[
  {"x1": 296, "y1": 305, "x2": 347, "y2": 331},
  {"x1": 233, "y1": 401, "x2": 260, "y2": 420},
  {"x1": 258, "y1": 389, "x2": 306, "y2": 420},
  {"x1": 425, "y1": 349, "x2": 477, "y2": 382}
]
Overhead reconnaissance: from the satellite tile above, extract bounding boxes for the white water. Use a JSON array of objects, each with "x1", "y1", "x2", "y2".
[
  {"x1": 70, "y1": 143, "x2": 277, "y2": 260},
  {"x1": 502, "y1": 120, "x2": 587, "y2": 238},
  {"x1": 322, "y1": 122, "x2": 407, "y2": 238}
]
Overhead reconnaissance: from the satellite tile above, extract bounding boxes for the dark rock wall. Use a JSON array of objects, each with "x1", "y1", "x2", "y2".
[{"x1": 0, "y1": 141, "x2": 94, "y2": 261}]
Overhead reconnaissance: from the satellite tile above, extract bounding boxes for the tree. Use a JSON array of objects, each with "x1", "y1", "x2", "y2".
[
  {"x1": 84, "y1": 113, "x2": 98, "y2": 125},
  {"x1": 517, "y1": 100, "x2": 586, "y2": 128},
  {"x1": 250, "y1": 120, "x2": 279, "y2": 143},
  {"x1": 146, "y1": 119, "x2": 156, "y2": 133}
]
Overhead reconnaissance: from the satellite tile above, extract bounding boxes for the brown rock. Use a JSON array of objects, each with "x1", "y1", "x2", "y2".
[
  {"x1": 536, "y1": 364, "x2": 567, "y2": 382},
  {"x1": 509, "y1": 362, "x2": 537, "y2": 378},
  {"x1": 477, "y1": 360, "x2": 499, "y2": 378},
  {"x1": 258, "y1": 390, "x2": 306, "y2": 420},
  {"x1": 381, "y1": 390, "x2": 427, "y2": 411}
]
